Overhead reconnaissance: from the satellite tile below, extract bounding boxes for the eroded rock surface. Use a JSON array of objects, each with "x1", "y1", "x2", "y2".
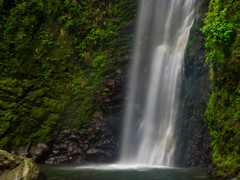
[{"x1": 0, "y1": 149, "x2": 47, "y2": 180}]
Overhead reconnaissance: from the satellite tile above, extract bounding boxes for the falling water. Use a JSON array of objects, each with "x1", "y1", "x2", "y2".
[{"x1": 120, "y1": 0, "x2": 196, "y2": 166}]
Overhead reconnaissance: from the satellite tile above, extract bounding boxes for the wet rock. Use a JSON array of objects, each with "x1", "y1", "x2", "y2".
[
  {"x1": 44, "y1": 157, "x2": 57, "y2": 164},
  {"x1": 103, "y1": 62, "x2": 128, "y2": 141},
  {"x1": 81, "y1": 113, "x2": 118, "y2": 162},
  {"x1": 175, "y1": 0, "x2": 214, "y2": 175},
  {"x1": 30, "y1": 143, "x2": 50, "y2": 162},
  {"x1": 14, "y1": 112, "x2": 118, "y2": 164},
  {"x1": 69, "y1": 134, "x2": 80, "y2": 142},
  {"x1": 52, "y1": 150, "x2": 60, "y2": 155},
  {"x1": 15, "y1": 142, "x2": 32, "y2": 157},
  {"x1": 0, "y1": 150, "x2": 47, "y2": 180}
]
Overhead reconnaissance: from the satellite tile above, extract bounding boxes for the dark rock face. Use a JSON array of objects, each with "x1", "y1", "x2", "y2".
[
  {"x1": 103, "y1": 63, "x2": 129, "y2": 142},
  {"x1": 175, "y1": 0, "x2": 214, "y2": 172},
  {"x1": 14, "y1": 113, "x2": 118, "y2": 164}
]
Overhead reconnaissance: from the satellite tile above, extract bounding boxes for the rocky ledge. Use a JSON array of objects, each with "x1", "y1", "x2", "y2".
[
  {"x1": 14, "y1": 113, "x2": 118, "y2": 164},
  {"x1": 0, "y1": 149, "x2": 47, "y2": 180}
]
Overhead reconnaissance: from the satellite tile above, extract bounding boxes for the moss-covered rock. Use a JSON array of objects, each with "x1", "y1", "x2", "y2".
[
  {"x1": 0, "y1": 149, "x2": 47, "y2": 180},
  {"x1": 0, "y1": 0, "x2": 136, "y2": 150},
  {"x1": 202, "y1": 0, "x2": 240, "y2": 178}
]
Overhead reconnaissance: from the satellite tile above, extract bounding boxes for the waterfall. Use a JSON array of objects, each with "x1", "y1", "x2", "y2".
[{"x1": 119, "y1": 0, "x2": 196, "y2": 166}]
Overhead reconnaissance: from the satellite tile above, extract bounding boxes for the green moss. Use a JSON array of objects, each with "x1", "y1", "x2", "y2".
[
  {"x1": 0, "y1": 0, "x2": 136, "y2": 150},
  {"x1": 202, "y1": 0, "x2": 240, "y2": 178},
  {"x1": 26, "y1": 89, "x2": 45, "y2": 102}
]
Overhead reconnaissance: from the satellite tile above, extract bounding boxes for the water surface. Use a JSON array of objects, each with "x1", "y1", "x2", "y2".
[{"x1": 40, "y1": 164, "x2": 219, "y2": 180}]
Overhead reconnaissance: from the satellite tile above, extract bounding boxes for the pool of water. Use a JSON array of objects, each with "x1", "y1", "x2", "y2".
[{"x1": 40, "y1": 164, "x2": 219, "y2": 180}]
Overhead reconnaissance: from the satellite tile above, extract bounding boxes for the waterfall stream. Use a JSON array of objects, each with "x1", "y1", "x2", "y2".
[{"x1": 120, "y1": 0, "x2": 196, "y2": 167}]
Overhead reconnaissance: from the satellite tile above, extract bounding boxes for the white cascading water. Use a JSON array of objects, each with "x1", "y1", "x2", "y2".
[{"x1": 119, "y1": 0, "x2": 196, "y2": 167}]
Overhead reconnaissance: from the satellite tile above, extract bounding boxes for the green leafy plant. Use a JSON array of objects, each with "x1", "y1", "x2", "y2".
[{"x1": 202, "y1": 0, "x2": 240, "y2": 178}]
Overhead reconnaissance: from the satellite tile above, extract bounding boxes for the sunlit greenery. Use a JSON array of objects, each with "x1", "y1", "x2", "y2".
[{"x1": 202, "y1": 0, "x2": 240, "y2": 178}]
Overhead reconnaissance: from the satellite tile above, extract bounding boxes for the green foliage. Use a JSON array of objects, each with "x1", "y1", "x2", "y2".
[
  {"x1": 202, "y1": 0, "x2": 240, "y2": 178},
  {"x1": 201, "y1": 0, "x2": 239, "y2": 67},
  {"x1": 0, "y1": 0, "x2": 136, "y2": 150}
]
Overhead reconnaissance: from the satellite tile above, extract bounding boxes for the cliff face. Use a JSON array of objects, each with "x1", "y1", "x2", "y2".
[
  {"x1": 202, "y1": 0, "x2": 240, "y2": 178},
  {"x1": 175, "y1": 0, "x2": 213, "y2": 170},
  {"x1": 0, "y1": 0, "x2": 135, "y2": 152},
  {"x1": 1, "y1": 1, "x2": 239, "y2": 178},
  {"x1": 176, "y1": 0, "x2": 240, "y2": 178},
  {"x1": 2, "y1": 0, "x2": 214, "y2": 166}
]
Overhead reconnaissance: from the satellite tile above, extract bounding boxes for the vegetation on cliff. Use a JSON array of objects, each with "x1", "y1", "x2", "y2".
[
  {"x1": 0, "y1": 0, "x2": 135, "y2": 150},
  {"x1": 1, "y1": 0, "x2": 240, "y2": 178},
  {"x1": 202, "y1": 0, "x2": 240, "y2": 178}
]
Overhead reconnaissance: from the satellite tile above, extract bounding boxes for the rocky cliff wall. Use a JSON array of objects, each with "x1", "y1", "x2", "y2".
[
  {"x1": 0, "y1": 0, "x2": 136, "y2": 154},
  {"x1": 175, "y1": 0, "x2": 214, "y2": 172}
]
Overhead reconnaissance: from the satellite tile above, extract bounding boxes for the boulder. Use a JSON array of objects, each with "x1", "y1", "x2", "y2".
[{"x1": 0, "y1": 149, "x2": 47, "y2": 180}]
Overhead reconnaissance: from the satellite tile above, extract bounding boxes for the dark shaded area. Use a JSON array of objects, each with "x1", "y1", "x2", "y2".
[
  {"x1": 14, "y1": 113, "x2": 118, "y2": 164},
  {"x1": 175, "y1": 0, "x2": 214, "y2": 172}
]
